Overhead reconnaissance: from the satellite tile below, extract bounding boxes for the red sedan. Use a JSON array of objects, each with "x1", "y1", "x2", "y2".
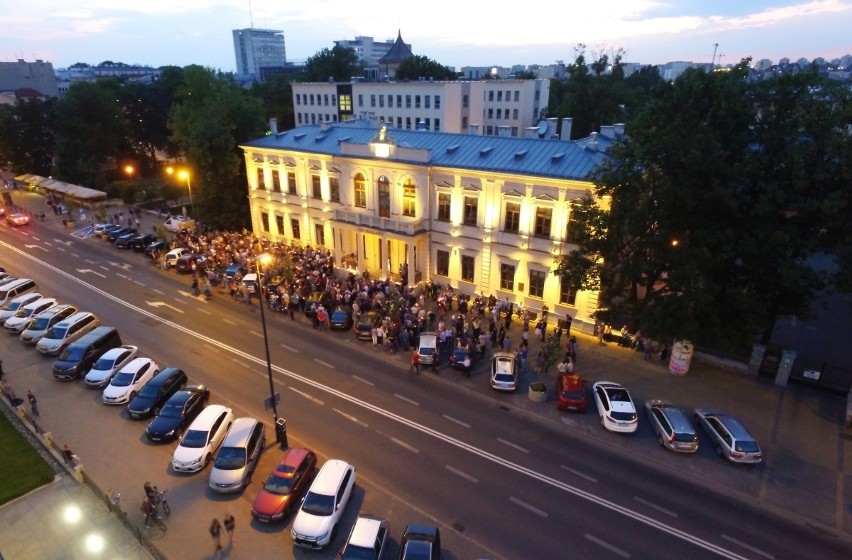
[
  {"x1": 556, "y1": 373, "x2": 588, "y2": 412},
  {"x1": 250, "y1": 448, "x2": 317, "y2": 523}
]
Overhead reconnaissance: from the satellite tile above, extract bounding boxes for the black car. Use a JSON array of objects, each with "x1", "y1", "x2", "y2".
[
  {"x1": 399, "y1": 524, "x2": 441, "y2": 560},
  {"x1": 355, "y1": 310, "x2": 382, "y2": 340},
  {"x1": 449, "y1": 336, "x2": 473, "y2": 370},
  {"x1": 303, "y1": 291, "x2": 332, "y2": 318},
  {"x1": 129, "y1": 233, "x2": 157, "y2": 252},
  {"x1": 329, "y1": 305, "x2": 353, "y2": 330},
  {"x1": 145, "y1": 240, "x2": 168, "y2": 258},
  {"x1": 106, "y1": 227, "x2": 135, "y2": 242},
  {"x1": 127, "y1": 367, "x2": 188, "y2": 419},
  {"x1": 144, "y1": 384, "x2": 209, "y2": 442},
  {"x1": 114, "y1": 232, "x2": 136, "y2": 249},
  {"x1": 98, "y1": 224, "x2": 124, "y2": 238}
]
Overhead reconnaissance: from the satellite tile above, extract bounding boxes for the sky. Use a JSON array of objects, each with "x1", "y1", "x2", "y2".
[{"x1": 1, "y1": 0, "x2": 851, "y2": 71}]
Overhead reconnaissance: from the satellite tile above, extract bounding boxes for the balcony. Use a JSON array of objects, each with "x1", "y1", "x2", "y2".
[{"x1": 333, "y1": 209, "x2": 426, "y2": 235}]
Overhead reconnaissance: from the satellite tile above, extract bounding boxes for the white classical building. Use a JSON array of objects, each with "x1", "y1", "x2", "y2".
[
  {"x1": 292, "y1": 79, "x2": 550, "y2": 136},
  {"x1": 241, "y1": 119, "x2": 621, "y2": 331}
]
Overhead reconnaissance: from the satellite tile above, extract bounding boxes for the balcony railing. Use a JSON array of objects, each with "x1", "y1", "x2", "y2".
[{"x1": 333, "y1": 210, "x2": 425, "y2": 235}]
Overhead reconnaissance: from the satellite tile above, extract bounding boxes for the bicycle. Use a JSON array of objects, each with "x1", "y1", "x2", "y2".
[
  {"x1": 146, "y1": 509, "x2": 167, "y2": 531},
  {"x1": 152, "y1": 486, "x2": 170, "y2": 516}
]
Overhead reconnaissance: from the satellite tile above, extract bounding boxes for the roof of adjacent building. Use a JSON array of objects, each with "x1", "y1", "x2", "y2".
[
  {"x1": 242, "y1": 120, "x2": 613, "y2": 181},
  {"x1": 378, "y1": 30, "x2": 414, "y2": 64}
]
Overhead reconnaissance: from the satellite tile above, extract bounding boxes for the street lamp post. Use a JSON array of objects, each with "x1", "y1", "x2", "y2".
[
  {"x1": 255, "y1": 253, "x2": 286, "y2": 446},
  {"x1": 165, "y1": 167, "x2": 195, "y2": 219}
]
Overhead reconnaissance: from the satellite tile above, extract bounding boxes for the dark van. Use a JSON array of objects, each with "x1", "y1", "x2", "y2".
[
  {"x1": 52, "y1": 326, "x2": 122, "y2": 381},
  {"x1": 127, "y1": 367, "x2": 188, "y2": 419}
]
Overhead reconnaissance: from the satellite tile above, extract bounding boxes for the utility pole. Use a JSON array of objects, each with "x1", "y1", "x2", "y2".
[{"x1": 711, "y1": 43, "x2": 719, "y2": 70}]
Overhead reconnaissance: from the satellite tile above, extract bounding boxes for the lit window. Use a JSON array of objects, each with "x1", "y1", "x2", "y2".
[
  {"x1": 354, "y1": 174, "x2": 366, "y2": 208},
  {"x1": 329, "y1": 176, "x2": 340, "y2": 202},
  {"x1": 436, "y1": 250, "x2": 449, "y2": 276},
  {"x1": 402, "y1": 179, "x2": 416, "y2": 217},
  {"x1": 311, "y1": 175, "x2": 322, "y2": 199},
  {"x1": 529, "y1": 269, "x2": 545, "y2": 298},
  {"x1": 463, "y1": 197, "x2": 478, "y2": 226},
  {"x1": 534, "y1": 207, "x2": 552, "y2": 237},
  {"x1": 500, "y1": 264, "x2": 515, "y2": 291},
  {"x1": 437, "y1": 193, "x2": 451, "y2": 221},
  {"x1": 461, "y1": 255, "x2": 475, "y2": 282},
  {"x1": 504, "y1": 202, "x2": 520, "y2": 233}
]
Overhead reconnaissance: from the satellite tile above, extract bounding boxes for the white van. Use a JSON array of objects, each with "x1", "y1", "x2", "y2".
[
  {"x1": 0, "y1": 278, "x2": 38, "y2": 308},
  {"x1": 36, "y1": 311, "x2": 100, "y2": 355}
]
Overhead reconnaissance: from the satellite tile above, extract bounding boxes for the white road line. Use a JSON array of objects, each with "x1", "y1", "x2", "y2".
[
  {"x1": 585, "y1": 534, "x2": 631, "y2": 558},
  {"x1": 633, "y1": 496, "x2": 678, "y2": 518},
  {"x1": 497, "y1": 438, "x2": 529, "y2": 454},
  {"x1": 288, "y1": 387, "x2": 324, "y2": 406},
  {"x1": 391, "y1": 437, "x2": 420, "y2": 454},
  {"x1": 721, "y1": 535, "x2": 774, "y2": 559},
  {"x1": 99, "y1": 265, "x2": 109, "y2": 270},
  {"x1": 116, "y1": 273, "x2": 127, "y2": 279},
  {"x1": 173, "y1": 298, "x2": 187, "y2": 305},
  {"x1": 152, "y1": 289, "x2": 165, "y2": 295},
  {"x1": 445, "y1": 465, "x2": 479, "y2": 483},
  {"x1": 229, "y1": 357, "x2": 242, "y2": 364},
  {"x1": 560, "y1": 464, "x2": 598, "y2": 483},
  {"x1": 222, "y1": 318, "x2": 237, "y2": 326},
  {"x1": 333, "y1": 408, "x2": 368, "y2": 427},
  {"x1": 509, "y1": 496, "x2": 548, "y2": 518},
  {"x1": 442, "y1": 414, "x2": 471, "y2": 428},
  {"x1": 250, "y1": 330, "x2": 262, "y2": 338},
  {"x1": 314, "y1": 359, "x2": 334, "y2": 369},
  {"x1": 394, "y1": 394, "x2": 419, "y2": 406},
  {"x1": 198, "y1": 308, "x2": 212, "y2": 315},
  {"x1": 279, "y1": 343, "x2": 298, "y2": 352},
  {"x1": 353, "y1": 375, "x2": 374, "y2": 386},
  {"x1": 202, "y1": 343, "x2": 220, "y2": 353},
  {"x1": 133, "y1": 280, "x2": 145, "y2": 286}
]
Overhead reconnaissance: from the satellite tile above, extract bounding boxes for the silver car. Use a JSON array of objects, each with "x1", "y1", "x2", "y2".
[
  {"x1": 19, "y1": 304, "x2": 77, "y2": 344},
  {"x1": 208, "y1": 417, "x2": 265, "y2": 492},
  {"x1": 693, "y1": 407, "x2": 762, "y2": 464},
  {"x1": 645, "y1": 399, "x2": 698, "y2": 453}
]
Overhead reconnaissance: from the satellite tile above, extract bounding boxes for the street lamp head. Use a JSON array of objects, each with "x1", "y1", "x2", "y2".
[
  {"x1": 178, "y1": 170, "x2": 189, "y2": 181},
  {"x1": 124, "y1": 165, "x2": 135, "y2": 177},
  {"x1": 257, "y1": 253, "x2": 273, "y2": 267}
]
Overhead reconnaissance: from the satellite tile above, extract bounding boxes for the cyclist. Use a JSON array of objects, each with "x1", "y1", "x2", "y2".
[{"x1": 141, "y1": 496, "x2": 155, "y2": 528}]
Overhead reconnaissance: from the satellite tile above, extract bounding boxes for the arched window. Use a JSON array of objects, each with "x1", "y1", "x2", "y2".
[
  {"x1": 377, "y1": 176, "x2": 390, "y2": 218},
  {"x1": 402, "y1": 178, "x2": 416, "y2": 217},
  {"x1": 353, "y1": 173, "x2": 366, "y2": 208}
]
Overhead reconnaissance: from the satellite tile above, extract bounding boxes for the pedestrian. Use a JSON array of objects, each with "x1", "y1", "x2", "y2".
[
  {"x1": 410, "y1": 350, "x2": 420, "y2": 375},
  {"x1": 141, "y1": 496, "x2": 155, "y2": 528},
  {"x1": 643, "y1": 339, "x2": 652, "y2": 360},
  {"x1": 210, "y1": 518, "x2": 223, "y2": 553},
  {"x1": 658, "y1": 344, "x2": 669, "y2": 365},
  {"x1": 27, "y1": 389, "x2": 39, "y2": 416},
  {"x1": 462, "y1": 355, "x2": 472, "y2": 378},
  {"x1": 223, "y1": 512, "x2": 236, "y2": 545},
  {"x1": 63, "y1": 444, "x2": 76, "y2": 465}
]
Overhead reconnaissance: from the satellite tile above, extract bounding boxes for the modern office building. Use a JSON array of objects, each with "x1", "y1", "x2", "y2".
[
  {"x1": 334, "y1": 35, "x2": 400, "y2": 66},
  {"x1": 241, "y1": 118, "x2": 621, "y2": 332},
  {"x1": 292, "y1": 79, "x2": 550, "y2": 136},
  {"x1": 233, "y1": 28, "x2": 287, "y2": 81}
]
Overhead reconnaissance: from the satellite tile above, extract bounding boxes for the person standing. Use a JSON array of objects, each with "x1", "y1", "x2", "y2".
[
  {"x1": 462, "y1": 355, "x2": 472, "y2": 378},
  {"x1": 210, "y1": 518, "x2": 223, "y2": 553},
  {"x1": 223, "y1": 512, "x2": 236, "y2": 545},
  {"x1": 63, "y1": 444, "x2": 75, "y2": 465},
  {"x1": 27, "y1": 389, "x2": 39, "y2": 416},
  {"x1": 141, "y1": 496, "x2": 155, "y2": 528},
  {"x1": 410, "y1": 350, "x2": 420, "y2": 375}
]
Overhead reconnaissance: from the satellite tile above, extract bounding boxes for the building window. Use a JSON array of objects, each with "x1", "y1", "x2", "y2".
[
  {"x1": 497, "y1": 90, "x2": 503, "y2": 102},
  {"x1": 402, "y1": 179, "x2": 416, "y2": 217},
  {"x1": 435, "y1": 95, "x2": 440, "y2": 109},
  {"x1": 315, "y1": 224, "x2": 325, "y2": 246},
  {"x1": 463, "y1": 196, "x2": 478, "y2": 226},
  {"x1": 275, "y1": 215, "x2": 285, "y2": 236},
  {"x1": 500, "y1": 263, "x2": 515, "y2": 291},
  {"x1": 309, "y1": 94, "x2": 315, "y2": 105},
  {"x1": 379, "y1": 95, "x2": 384, "y2": 108},
  {"x1": 405, "y1": 117, "x2": 411, "y2": 129},
  {"x1": 397, "y1": 117, "x2": 402, "y2": 128},
  {"x1": 434, "y1": 118, "x2": 440, "y2": 131},
  {"x1": 358, "y1": 94, "x2": 364, "y2": 107},
  {"x1": 339, "y1": 94, "x2": 352, "y2": 112},
  {"x1": 461, "y1": 255, "x2": 475, "y2": 283},
  {"x1": 488, "y1": 90, "x2": 494, "y2": 102},
  {"x1": 462, "y1": 116, "x2": 468, "y2": 130},
  {"x1": 256, "y1": 168, "x2": 265, "y2": 190},
  {"x1": 406, "y1": 95, "x2": 411, "y2": 108},
  {"x1": 311, "y1": 175, "x2": 322, "y2": 199},
  {"x1": 486, "y1": 125, "x2": 493, "y2": 135},
  {"x1": 377, "y1": 176, "x2": 390, "y2": 218},
  {"x1": 397, "y1": 94, "x2": 402, "y2": 107},
  {"x1": 462, "y1": 94, "x2": 468, "y2": 108},
  {"x1": 560, "y1": 278, "x2": 578, "y2": 306},
  {"x1": 354, "y1": 173, "x2": 366, "y2": 208},
  {"x1": 504, "y1": 202, "x2": 520, "y2": 233},
  {"x1": 436, "y1": 250, "x2": 449, "y2": 276},
  {"x1": 514, "y1": 90, "x2": 520, "y2": 102},
  {"x1": 425, "y1": 95, "x2": 430, "y2": 109},
  {"x1": 287, "y1": 171, "x2": 296, "y2": 194},
  {"x1": 291, "y1": 217, "x2": 301, "y2": 240},
  {"x1": 415, "y1": 95, "x2": 421, "y2": 108},
  {"x1": 271, "y1": 171, "x2": 281, "y2": 192},
  {"x1": 261, "y1": 212, "x2": 270, "y2": 232},
  {"x1": 488, "y1": 108, "x2": 494, "y2": 119},
  {"x1": 513, "y1": 109, "x2": 519, "y2": 119},
  {"x1": 437, "y1": 193, "x2": 451, "y2": 221},
  {"x1": 370, "y1": 94, "x2": 376, "y2": 107},
  {"x1": 388, "y1": 95, "x2": 393, "y2": 108},
  {"x1": 534, "y1": 206, "x2": 552, "y2": 237},
  {"x1": 329, "y1": 176, "x2": 340, "y2": 202},
  {"x1": 529, "y1": 269, "x2": 545, "y2": 298}
]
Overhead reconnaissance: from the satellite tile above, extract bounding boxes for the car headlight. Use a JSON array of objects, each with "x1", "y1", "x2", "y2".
[{"x1": 271, "y1": 511, "x2": 284, "y2": 519}]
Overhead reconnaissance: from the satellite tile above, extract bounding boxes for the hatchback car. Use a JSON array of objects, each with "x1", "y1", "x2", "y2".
[
  {"x1": 592, "y1": 381, "x2": 638, "y2": 433},
  {"x1": 355, "y1": 310, "x2": 382, "y2": 340},
  {"x1": 175, "y1": 253, "x2": 205, "y2": 273},
  {"x1": 209, "y1": 417, "x2": 266, "y2": 493},
  {"x1": 399, "y1": 523, "x2": 442, "y2": 560},
  {"x1": 145, "y1": 384, "x2": 209, "y2": 443},
  {"x1": 251, "y1": 448, "x2": 318, "y2": 523},
  {"x1": 19, "y1": 304, "x2": 77, "y2": 344},
  {"x1": 102, "y1": 357, "x2": 160, "y2": 405},
  {"x1": 0, "y1": 292, "x2": 43, "y2": 323},
  {"x1": 36, "y1": 311, "x2": 100, "y2": 355},
  {"x1": 416, "y1": 332, "x2": 438, "y2": 367},
  {"x1": 106, "y1": 226, "x2": 135, "y2": 242},
  {"x1": 145, "y1": 240, "x2": 168, "y2": 258},
  {"x1": 448, "y1": 337, "x2": 473, "y2": 370},
  {"x1": 645, "y1": 399, "x2": 699, "y2": 453},
  {"x1": 4, "y1": 297, "x2": 57, "y2": 333},
  {"x1": 489, "y1": 351, "x2": 519, "y2": 392},
  {"x1": 341, "y1": 515, "x2": 389, "y2": 560},
  {"x1": 292, "y1": 459, "x2": 357, "y2": 549},
  {"x1": 6, "y1": 213, "x2": 30, "y2": 226},
  {"x1": 126, "y1": 367, "x2": 187, "y2": 419},
  {"x1": 171, "y1": 404, "x2": 234, "y2": 473},
  {"x1": 694, "y1": 407, "x2": 762, "y2": 464},
  {"x1": 556, "y1": 373, "x2": 588, "y2": 412},
  {"x1": 84, "y1": 345, "x2": 139, "y2": 388},
  {"x1": 329, "y1": 305, "x2": 353, "y2": 330}
]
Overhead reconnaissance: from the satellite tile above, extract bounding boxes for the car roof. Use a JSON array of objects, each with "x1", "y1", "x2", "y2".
[
  {"x1": 348, "y1": 516, "x2": 384, "y2": 548},
  {"x1": 22, "y1": 297, "x2": 56, "y2": 310},
  {"x1": 277, "y1": 447, "x2": 311, "y2": 473},
  {"x1": 560, "y1": 373, "x2": 585, "y2": 390},
  {"x1": 311, "y1": 459, "x2": 352, "y2": 495}
]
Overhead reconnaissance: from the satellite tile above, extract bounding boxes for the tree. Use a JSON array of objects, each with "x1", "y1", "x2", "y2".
[
  {"x1": 168, "y1": 65, "x2": 266, "y2": 230},
  {"x1": 393, "y1": 55, "x2": 457, "y2": 81},
  {"x1": 251, "y1": 73, "x2": 295, "y2": 131},
  {"x1": 302, "y1": 45, "x2": 361, "y2": 82},
  {"x1": 0, "y1": 97, "x2": 56, "y2": 175}
]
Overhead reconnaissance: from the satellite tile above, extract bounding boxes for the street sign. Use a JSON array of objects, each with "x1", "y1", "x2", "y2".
[{"x1": 264, "y1": 392, "x2": 281, "y2": 411}]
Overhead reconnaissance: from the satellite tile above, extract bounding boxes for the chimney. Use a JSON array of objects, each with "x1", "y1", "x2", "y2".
[
  {"x1": 525, "y1": 126, "x2": 539, "y2": 138},
  {"x1": 469, "y1": 123, "x2": 480, "y2": 135},
  {"x1": 497, "y1": 125, "x2": 511, "y2": 137},
  {"x1": 546, "y1": 117, "x2": 558, "y2": 139},
  {"x1": 599, "y1": 125, "x2": 614, "y2": 139},
  {"x1": 613, "y1": 123, "x2": 626, "y2": 136},
  {"x1": 320, "y1": 120, "x2": 330, "y2": 131},
  {"x1": 585, "y1": 131, "x2": 599, "y2": 152},
  {"x1": 560, "y1": 117, "x2": 573, "y2": 141},
  {"x1": 269, "y1": 118, "x2": 278, "y2": 135}
]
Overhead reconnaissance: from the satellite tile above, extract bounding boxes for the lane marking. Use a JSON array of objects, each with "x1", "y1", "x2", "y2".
[
  {"x1": 289, "y1": 387, "x2": 324, "y2": 406},
  {"x1": 394, "y1": 394, "x2": 419, "y2": 406},
  {"x1": 152, "y1": 289, "x2": 165, "y2": 295},
  {"x1": 445, "y1": 465, "x2": 479, "y2": 483},
  {"x1": 509, "y1": 496, "x2": 548, "y2": 518},
  {"x1": 314, "y1": 359, "x2": 334, "y2": 369},
  {"x1": 279, "y1": 343, "x2": 298, "y2": 352},
  {"x1": 222, "y1": 318, "x2": 236, "y2": 326},
  {"x1": 560, "y1": 464, "x2": 598, "y2": 484},
  {"x1": 250, "y1": 330, "x2": 262, "y2": 338},
  {"x1": 333, "y1": 408, "x2": 368, "y2": 427},
  {"x1": 391, "y1": 437, "x2": 420, "y2": 454},
  {"x1": 721, "y1": 535, "x2": 774, "y2": 559},
  {"x1": 198, "y1": 308, "x2": 212, "y2": 315},
  {"x1": 585, "y1": 534, "x2": 630, "y2": 558},
  {"x1": 442, "y1": 414, "x2": 471, "y2": 428},
  {"x1": 633, "y1": 496, "x2": 678, "y2": 518},
  {"x1": 353, "y1": 376, "x2": 374, "y2": 386},
  {"x1": 497, "y1": 438, "x2": 529, "y2": 454}
]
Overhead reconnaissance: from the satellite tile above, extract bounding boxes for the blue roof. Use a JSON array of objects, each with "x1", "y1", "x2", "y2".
[{"x1": 242, "y1": 121, "x2": 611, "y2": 181}]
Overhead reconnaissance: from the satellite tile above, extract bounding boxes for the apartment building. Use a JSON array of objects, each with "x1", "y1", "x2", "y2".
[{"x1": 233, "y1": 28, "x2": 287, "y2": 80}]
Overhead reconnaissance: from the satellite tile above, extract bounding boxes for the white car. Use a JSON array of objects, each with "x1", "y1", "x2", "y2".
[
  {"x1": 102, "y1": 357, "x2": 159, "y2": 405},
  {"x1": 292, "y1": 459, "x2": 357, "y2": 549},
  {"x1": 0, "y1": 292, "x2": 43, "y2": 323},
  {"x1": 84, "y1": 345, "x2": 139, "y2": 388},
  {"x1": 164, "y1": 216, "x2": 195, "y2": 232},
  {"x1": 172, "y1": 404, "x2": 234, "y2": 473},
  {"x1": 592, "y1": 381, "x2": 639, "y2": 433},
  {"x1": 4, "y1": 298, "x2": 57, "y2": 333},
  {"x1": 164, "y1": 247, "x2": 191, "y2": 268},
  {"x1": 19, "y1": 304, "x2": 77, "y2": 344}
]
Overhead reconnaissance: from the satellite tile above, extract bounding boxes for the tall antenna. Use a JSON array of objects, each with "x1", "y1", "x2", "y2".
[
  {"x1": 248, "y1": 0, "x2": 254, "y2": 28},
  {"x1": 710, "y1": 43, "x2": 719, "y2": 69}
]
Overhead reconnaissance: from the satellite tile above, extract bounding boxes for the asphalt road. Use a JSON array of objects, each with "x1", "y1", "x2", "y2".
[{"x1": 1, "y1": 218, "x2": 850, "y2": 560}]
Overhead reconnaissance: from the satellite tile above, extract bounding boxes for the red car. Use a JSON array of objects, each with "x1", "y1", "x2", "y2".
[
  {"x1": 556, "y1": 373, "x2": 587, "y2": 412},
  {"x1": 250, "y1": 448, "x2": 317, "y2": 523}
]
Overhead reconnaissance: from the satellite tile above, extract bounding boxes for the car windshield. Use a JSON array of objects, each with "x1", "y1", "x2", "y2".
[
  {"x1": 494, "y1": 373, "x2": 515, "y2": 383},
  {"x1": 13, "y1": 307, "x2": 34, "y2": 318},
  {"x1": 94, "y1": 355, "x2": 119, "y2": 370},
  {"x1": 263, "y1": 473, "x2": 293, "y2": 495},
  {"x1": 111, "y1": 372, "x2": 135, "y2": 387},
  {"x1": 44, "y1": 325, "x2": 68, "y2": 339},
  {"x1": 137, "y1": 384, "x2": 159, "y2": 398},
  {"x1": 158, "y1": 402, "x2": 183, "y2": 418},
  {"x1": 29, "y1": 316, "x2": 51, "y2": 330},
  {"x1": 342, "y1": 545, "x2": 376, "y2": 560},
  {"x1": 5, "y1": 301, "x2": 25, "y2": 312},
  {"x1": 181, "y1": 429, "x2": 209, "y2": 448},
  {"x1": 214, "y1": 447, "x2": 247, "y2": 469},
  {"x1": 561, "y1": 390, "x2": 585, "y2": 400},
  {"x1": 300, "y1": 492, "x2": 334, "y2": 516},
  {"x1": 402, "y1": 540, "x2": 432, "y2": 560},
  {"x1": 59, "y1": 346, "x2": 85, "y2": 361},
  {"x1": 735, "y1": 440, "x2": 760, "y2": 453},
  {"x1": 674, "y1": 432, "x2": 697, "y2": 443},
  {"x1": 611, "y1": 411, "x2": 637, "y2": 421}
]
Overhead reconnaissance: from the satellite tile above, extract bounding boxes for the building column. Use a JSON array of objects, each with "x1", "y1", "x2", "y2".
[{"x1": 407, "y1": 241, "x2": 416, "y2": 286}]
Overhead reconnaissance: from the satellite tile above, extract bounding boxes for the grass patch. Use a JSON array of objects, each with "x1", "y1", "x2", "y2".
[{"x1": 0, "y1": 412, "x2": 55, "y2": 505}]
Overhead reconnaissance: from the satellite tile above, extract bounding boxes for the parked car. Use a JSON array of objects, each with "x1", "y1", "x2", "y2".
[
  {"x1": 19, "y1": 304, "x2": 77, "y2": 344},
  {"x1": 102, "y1": 357, "x2": 160, "y2": 405},
  {"x1": 129, "y1": 233, "x2": 157, "y2": 252},
  {"x1": 291, "y1": 459, "x2": 357, "y2": 549},
  {"x1": 84, "y1": 345, "x2": 139, "y2": 389},
  {"x1": 93, "y1": 223, "x2": 112, "y2": 237},
  {"x1": 52, "y1": 326, "x2": 122, "y2": 381},
  {"x1": 592, "y1": 381, "x2": 638, "y2": 433},
  {"x1": 145, "y1": 240, "x2": 168, "y2": 258},
  {"x1": 145, "y1": 384, "x2": 209, "y2": 443},
  {"x1": 645, "y1": 399, "x2": 699, "y2": 453},
  {"x1": 106, "y1": 227, "x2": 135, "y2": 242},
  {"x1": 399, "y1": 523, "x2": 442, "y2": 560},
  {"x1": 113, "y1": 232, "x2": 136, "y2": 249},
  {"x1": 341, "y1": 515, "x2": 389, "y2": 560},
  {"x1": 694, "y1": 407, "x2": 762, "y2": 464},
  {"x1": 448, "y1": 336, "x2": 473, "y2": 370},
  {"x1": 489, "y1": 351, "x2": 519, "y2": 392},
  {"x1": 556, "y1": 373, "x2": 587, "y2": 412},
  {"x1": 209, "y1": 417, "x2": 266, "y2": 493},
  {"x1": 171, "y1": 404, "x2": 234, "y2": 473},
  {"x1": 36, "y1": 311, "x2": 100, "y2": 355},
  {"x1": 240, "y1": 273, "x2": 259, "y2": 294},
  {"x1": 4, "y1": 297, "x2": 57, "y2": 333},
  {"x1": 224, "y1": 263, "x2": 246, "y2": 279},
  {"x1": 251, "y1": 448, "x2": 318, "y2": 523},
  {"x1": 416, "y1": 332, "x2": 438, "y2": 368},
  {"x1": 164, "y1": 247, "x2": 191, "y2": 268},
  {"x1": 304, "y1": 291, "x2": 332, "y2": 318},
  {"x1": 164, "y1": 216, "x2": 195, "y2": 232},
  {"x1": 329, "y1": 305, "x2": 353, "y2": 330},
  {"x1": 0, "y1": 292, "x2": 43, "y2": 323},
  {"x1": 355, "y1": 310, "x2": 382, "y2": 340},
  {"x1": 126, "y1": 367, "x2": 187, "y2": 419}
]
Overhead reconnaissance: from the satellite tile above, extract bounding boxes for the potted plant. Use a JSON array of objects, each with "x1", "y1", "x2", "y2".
[
  {"x1": 527, "y1": 332, "x2": 562, "y2": 403},
  {"x1": 528, "y1": 381, "x2": 548, "y2": 402}
]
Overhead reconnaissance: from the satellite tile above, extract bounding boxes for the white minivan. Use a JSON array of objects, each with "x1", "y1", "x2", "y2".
[
  {"x1": 36, "y1": 311, "x2": 100, "y2": 355},
  {"x1": 292, "y1": 459, "x2": 357, "y2": 549}
]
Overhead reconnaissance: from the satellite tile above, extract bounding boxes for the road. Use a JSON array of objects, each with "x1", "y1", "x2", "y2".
[{"x1": 0, "y1": 219, "x2": 850, "y2": 560}]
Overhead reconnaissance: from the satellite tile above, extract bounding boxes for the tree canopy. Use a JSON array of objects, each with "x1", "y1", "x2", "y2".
[
  {"x1": 302, "y1": 45, "x2": 362, "y2": 82},
  {"x1": 0, "y1": 97, "x2": 56, "y2": 176},
  {"x1": 394, "y1": 55, "x2": 457, "y2": 81}
]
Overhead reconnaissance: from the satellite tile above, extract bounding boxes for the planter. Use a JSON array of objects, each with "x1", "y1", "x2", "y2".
[{"x1": 528, "y1": 383, "x2": 548, "y2": 403}]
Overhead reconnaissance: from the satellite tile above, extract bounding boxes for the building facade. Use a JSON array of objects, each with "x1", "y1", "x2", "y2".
[
  {"x1": 232, "y1": 28, "x2": 287, "y2": 80},
  {"x1": 292, "y1": 79, "x2": 550, "y2": 136},
  {"x1": 241, "y1": 119, "x2": 618, "y2": 331},
  {"x1": 0, "y1": 59, "x2": 59, "y2": 98},
  {"x1": 334, "y1": 35, "x2": 398, "y2": 66}
]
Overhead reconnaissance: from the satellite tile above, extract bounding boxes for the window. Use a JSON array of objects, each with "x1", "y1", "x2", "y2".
[
  {"x1": 462, "y1": 94, "x2": 468, "y2": 108},
  {"x1": 425, "y1": 95, "x2": 430, "y2": 109},
  {"x1": 497, "y1": 90, "x2": 503, "y2": 102},
  {"x1": 534, "y1": 206, "x2": 552, "y2": 237},
  {"x1": 329, "y1": 176, "x2": 340, "y2": 202},
  {"x1": 315, "y1": 224, "x2": 325, "y2": 246},
  {"x1": 461, "y1": 255, "x2": 475, "y2": 282},
  {"x1": 560, "y1": 278, "x2": 578, "y2": 305},
  {"x1": 513, "y1": 109, "x2": 519, "y2": 119},
  {"x1": 388, "y1": 95, "x2": 393, "y2": 108},
  {"x1": 402, "y1": 179, "x2": 416, "y2": 217},
  {"x1": 309, "y1": 94, "x2": 315, "y2": 105},
  {"x1": 462, "y1": 116, "x2": 468, "y2": 130},
  {"x1": 487, "y1": 108, "x2": 494, "y2": 119},
  {"x1": 275, "y1": 215, "x2": 285, "y2": 236},
  {"x1": 261, "y1": 212, "x2": 270, "y2": 232},
  {"x1": 271, "y1": 171, "x2": 281, "y2": 192},
  {"x1": 463, "y1": 196, "x2": 478, "y2": 226},
  {"x1": 437, "y1": 193, "x2": 451, "y2": 221},
  {"x1": 405, "y1": 117, "x2": 411, "y2": 129},
  {"x1": 415, "y1": 95, "x2": 421, "y2": 108},
  {"x1": 396, "y1": 94, "x2": 402, "y2": 107},
  {"x1": 488, "y1": 90, "x2": 494, "y2": 102},
  {"x1": 504, "y1": 202, "x2": 520, "y2": 233},
  {"x1": 256, "y1": 168, "x2": 265, "y2": 190},
  {"x1": 353, "y1": 173, "x2": 366, "y2": 208},
  {"x1": 287, "y1": 171, "x2": 296, "y2": 194},
  {"x1": 311, "y1": 175, "x2": 322, "y2": 199},
  {"x1": 370, "y1": 94, "x2": 376, "y2": 107},
  {"x1": 339, "y1": 94, "x2": 352, "y2": 112},
  {"x1": 406, "y1": 95, "x2": 411, "y2": 108},
  {"x1": 500, "y1": 264, "x2": 515, "y2": 291},
  {"x1": 514, "y1": 90, "x2": 520, "y2": 102},
  {"x1": 377, "y1": 176, "x2": 390, "y2": 218},
  {"x1": 291, "y1": 218, "x2": 301, "y2": 240},
  {"x1": 358, "y1": 94, "x2": 364, "y2": 107},
  {"x1": 379, "y1": 95, "x2": 384, "y2": 108},
  {"x1": 435, "y1": 118, "x2": 440, "y2": 131},
  {"x1": 435, "y1": 95, "x2": 440, "y2": 109},
  {"x1": 324, "y1": 94, "x2": 329, "y2": 106},
  {"x1": 529, "y1": 269, "x2": 545, "y2": 298},
  {"x1": 436, "y1": 250, "x2": 449, "y2": 276}
]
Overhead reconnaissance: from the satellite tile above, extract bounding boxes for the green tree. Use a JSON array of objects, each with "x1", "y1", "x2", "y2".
[
  {"x1": 302, "y1": 45, "x2": 361, "y2": 82},
  {"x1": 0, "y1": 97, "x2": 57, "y2": 175},
  {"x1": 168, "y1": 65, "x2": 265, "y2": 229},
  {"x1": 393, "y1": 55, "x2": 457, "y2": 81},
  {"x1": 251, "y1": 73, "x2": 295, "y2": 131}
]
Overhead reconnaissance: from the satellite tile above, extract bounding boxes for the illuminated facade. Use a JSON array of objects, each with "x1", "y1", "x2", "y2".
[{"x1": 241, "y1": 120, "x2": 620, "y2": 331}]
